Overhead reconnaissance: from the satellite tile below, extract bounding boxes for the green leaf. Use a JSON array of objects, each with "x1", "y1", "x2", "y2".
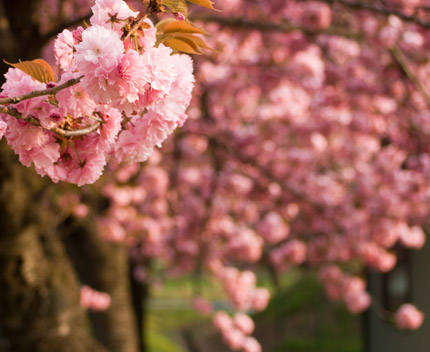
[{"x1": 4, "y1": 59, "x2": 56, "y2": 83}]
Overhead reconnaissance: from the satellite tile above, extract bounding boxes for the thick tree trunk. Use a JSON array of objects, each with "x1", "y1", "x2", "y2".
[
  {"x1": 63, "y1": 223, "x2": 140, "y2": 352},
  {"x1": 0, "y1": 142, "x2": 107, "y2": 352}
]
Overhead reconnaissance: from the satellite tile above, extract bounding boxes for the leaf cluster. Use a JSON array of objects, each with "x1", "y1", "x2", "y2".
[{"x1": 152, "y1": 0, "x2": 218, "y2": 54}]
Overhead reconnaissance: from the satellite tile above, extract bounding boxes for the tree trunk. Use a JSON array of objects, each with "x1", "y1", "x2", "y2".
[
  {"x1": 0, "y1": 142, "x2": 107, "y2": 352},
  {"x1": 63, "y1": 222, "x2": 140, "y2": 352}
]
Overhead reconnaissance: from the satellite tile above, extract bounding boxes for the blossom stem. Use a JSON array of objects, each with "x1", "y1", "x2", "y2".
[{"x1": 122, "y1": 14, "x2": 148, "y2": 41}]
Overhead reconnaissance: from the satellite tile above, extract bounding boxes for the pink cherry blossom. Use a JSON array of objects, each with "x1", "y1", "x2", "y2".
[
  {"x1": 395, "y1": 304, "x2": 424, "y2": 330},
  {"x1": 90, "y1": 0, "x2": 139, "y2": 34}
]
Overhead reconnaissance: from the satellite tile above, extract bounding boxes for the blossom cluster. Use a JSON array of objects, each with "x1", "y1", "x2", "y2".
[
  {"x1": 213, "y1": 311, "x2": 261, "y2": 352},
  {"x1": 395, "y1": 304, "x2": 425, "y2": 330},
  {"x1": 0, "y1": 0, "x2": 194, "y2": 186}
]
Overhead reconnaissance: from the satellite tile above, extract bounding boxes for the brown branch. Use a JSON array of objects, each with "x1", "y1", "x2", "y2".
[
  {"x1": 0, "y1": 106, "x2": 41, "y2": 126},
  {"x1": 207, "y1": 132, "x2": 326, "y2": 213},
  {"x1": 42, "y1": 13, "x2": 91, "y2": 45},
  {"x1": 306, "y1": 0, "x2": 430, "y2": 28},
  {"x1": 390, "y1": 44, "x2": 430, "y2": 109},
  {"x1": 52, "y1": 123, "x2": 101, "y2": 137},
  {"x1": 0, "y1": 76, "x2": 83, "y2": 105},
  {"x1": 122, "y1": 14, "x2": 148, "y2": 41},
  {"x1": 190, "y1": 14, "x2": 361, "y2": 39},
  {"x1": 0, "y1": 105, "x2": 100, "y2": 138}
]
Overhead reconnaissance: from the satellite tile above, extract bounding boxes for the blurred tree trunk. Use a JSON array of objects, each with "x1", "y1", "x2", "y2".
[
  {"x1": 0, "y1": 142, "x2": 107, "y2": 352},
  {"x1": 63, "y1": 222, "x2": 140, "y2": 352}
]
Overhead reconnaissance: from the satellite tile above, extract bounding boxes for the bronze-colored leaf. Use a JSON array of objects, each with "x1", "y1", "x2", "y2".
[
  {"x1": 163, "y1": 20, "x2": 206, "y2": 34},
  {"x1": 187, "y1": 0, "x2": 219, "y2": 11},
  {"x1": 170, "y1": 33, "x2": 213, "y2": 51},
  {"x1": 162, "y1": 36, "x2": 203, "y2": 54},
  {"x1": 33, "y1": 59, "x2": 56, "y2": 82},
  {"x1": 4, "y1": 59, "x2": 56, "y2": 83},
  {"x1": 162, "y1": 0, "x2": 188, "y2": 17},
  {"x1": 156, "y1": 18, "x2": 177, "y2": 34}
]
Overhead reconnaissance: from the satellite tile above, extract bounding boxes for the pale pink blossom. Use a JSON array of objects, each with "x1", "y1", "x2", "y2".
[
  {"x1": 74, "y1": 25, "x2": 124, "y2": 104},
  {"x1": 257, "y1": 212, "x2": 290, "y2": 244},
  {"x1": 395, "y1": 304, "x2": 424, "y2": 330},
  {"x1": 56, "y1": 71, "x2": 98, "y2": 117},
  {"x1": 223, "y1": 329, "x2": 246, "y2": 350},
  {"x1": 90, "y1": 0, "x2": 138, "y2": 33},
  {"x1": 54, "y1": 29, "x2": 76, "y2": 69},
  {"x1": 213, "y1": 311, "x2": 234, "y2": 332},
  {"x1": 233, "y1": 313, "x2": 255, "y2": 335},
  {"x1": 252, "y1": 288, "x2": 270, "y2": 311},
  {"x1": 0, "y1": 120, "x2": 7, "y2": 140},
  {"x1": 80, "y1": 285, "x2": 111, "y2": 311},
  {"x1": 399, "y1": 225, "x2": 426, "y2": 249},
  {"x1": 242, "y1": 337, "x2": 262, "y2": 352},
  {"x1": 139, "y1": 44, "x2": 177, "y2": 105},
  {"x1": 344, "y1": 289, "x2": 371, "y2": 313}
]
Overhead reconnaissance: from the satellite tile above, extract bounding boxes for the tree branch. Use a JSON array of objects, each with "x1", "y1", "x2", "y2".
[
  {"x1": 122, "y1": 14, "x2": 148, "y2": 41},
  {"x1": 190, "y1": 14, "x2": 361, "y2": 39},
  {"x1": 389, "y1": 43, "x2": 430, "y2": 109},
  {"x1": 0, "y1": 105, "x2": 41, "y2": 125},
  {"x1": 42, "y1": 13, "x2": 91, "y2": 45},
  {"x1": 306, "y1": 0, "x2": 430, "y2": 28},
  {"x1": 0, "y1": 105, "x2": 100, "y2": 138},
  {"x1": 0, "y1": 76, "x2": 83, "y2": 105}
]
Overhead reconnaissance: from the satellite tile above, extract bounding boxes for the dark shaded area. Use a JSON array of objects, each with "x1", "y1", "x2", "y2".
[{"x1": 0, "y1": 141, "x2": 107, "y2": 352}]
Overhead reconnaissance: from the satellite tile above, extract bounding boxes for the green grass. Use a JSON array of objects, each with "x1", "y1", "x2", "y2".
[
  {"x1": 146, "y1": 271, "x2": 362, "y2": 352},
  {"x1": 147, "y1": 330, "x2": 186, "y2": 352},
  {"x1": 255, "y1": 272, "x2": 362, "y2": 352}
]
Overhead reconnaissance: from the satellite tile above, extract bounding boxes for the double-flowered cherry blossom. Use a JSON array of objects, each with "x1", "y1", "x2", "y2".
[{"x1": 0, "y1": 0, "x2": 194, "y2": 186}]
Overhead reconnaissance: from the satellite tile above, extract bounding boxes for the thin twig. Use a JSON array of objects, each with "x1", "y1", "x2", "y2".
[
  {"x1": 390, "y1": 43, "x2": 430, "y2": 109},
  {"x1": 0, "y1": 105, "x2": 100, "y2": 138},
  {"x1": 122, "y1": 14, "x2": 148, "y2": 41},
  {"x1": 0, "y1": 106, "x2": 41, "y2": 126},
  {"x1": 0, "y1": 76, "x2": 83, "y2": 105},
  {"x1": 52, "y1": 123, "x2": 100, "y2": 137},
  {"x1": 304, "y1": 0, "x2": 430, "y2": 28},
  {"x1": 190, "y1": 14, "x2": 361, "y2": 40},
  {"x1": 42, "y1": 13, "x2": 91, "y2": 45}
]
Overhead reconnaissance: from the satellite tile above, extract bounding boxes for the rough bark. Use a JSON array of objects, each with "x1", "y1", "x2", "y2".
[
  {"x1": 0, "y1": 142, "x2": 107, "y2": 352},
  {"x1": 63, "y1": 222, "x2": 140, "y2": 352}
]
